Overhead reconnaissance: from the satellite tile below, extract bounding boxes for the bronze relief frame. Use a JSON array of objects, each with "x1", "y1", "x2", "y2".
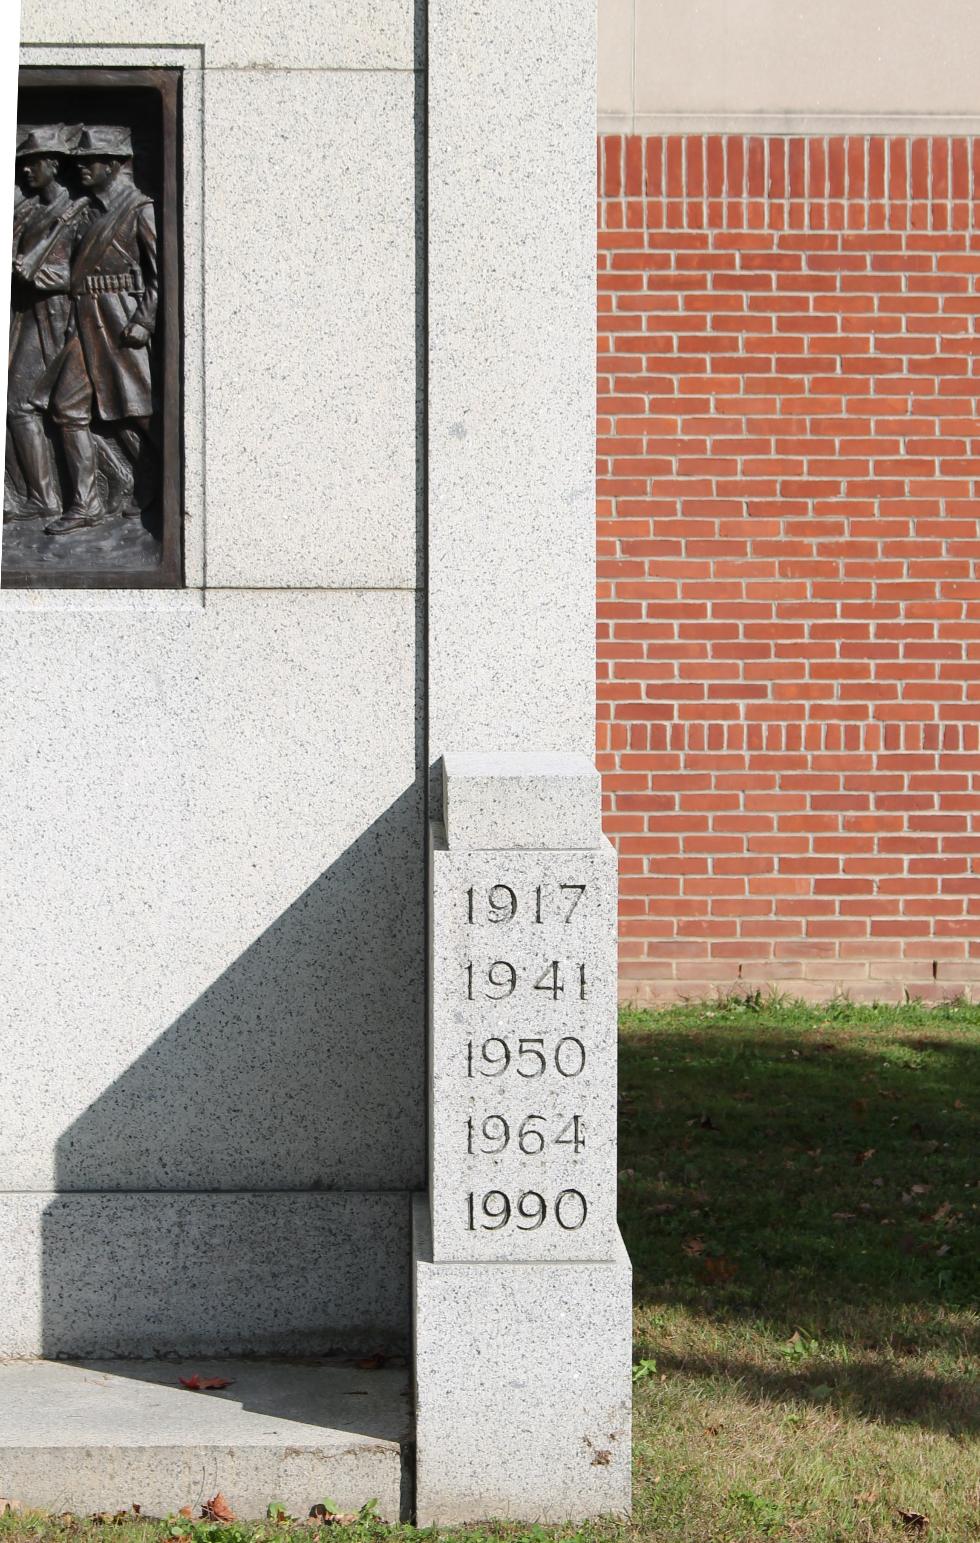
[{"x1": 4, "y1": 67, "x2": 181, "y2": 588}]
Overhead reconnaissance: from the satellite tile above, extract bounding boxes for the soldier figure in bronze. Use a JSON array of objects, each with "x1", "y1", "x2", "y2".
[
  {"x1": 36, "y1": 125, "x2": 159, "y2": 534},
  {"x1": 6, "y1": 123, "x2": 86, "y2": 522}
]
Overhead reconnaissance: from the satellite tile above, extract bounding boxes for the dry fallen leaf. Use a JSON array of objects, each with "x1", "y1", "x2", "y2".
[
  {"x1": 703, "y1": 1255, "x2": 738, "y2": 1282},
  {"x1": 178, "y1": 1507, "x2": 194, "y2": 1519},
  {"x1": 590, "y1": 1450, "x2": 612, "y2": 1466},
  {"x1": 201, "y1": 1493, "x2": 236, "y2": 1523},
  {"x1": 308, "y1": 1504, "x2": 357, "y2": 1526},
  {"x1": 354, "y1": 1353, "x2": 386, "y2": 1371},
  {"x1": 682, "y1": 1236, "x2": 705, "y2": 1256},
  {"x1": 179, "y1": 1374, "x2": 233, "y2": 1391},
  {"x1": 855, "y1": 1148, "x2": 876, "y2": 1166},
  {"x1": 898, "y1": 1509, "x2": 929, "y2": 1532}
]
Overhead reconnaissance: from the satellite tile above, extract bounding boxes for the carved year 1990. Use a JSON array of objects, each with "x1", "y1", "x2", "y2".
[{"x1": 466, "y1": 1188, "x2": 588, "y2": 1232}]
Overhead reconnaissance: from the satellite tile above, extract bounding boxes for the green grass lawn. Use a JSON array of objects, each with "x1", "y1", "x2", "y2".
[
  {"x1": 3, "y1": 997, "x2": 978, "y2": 1542},
  {"x1": 619, "y1": 994, "x2": 980, "y2": 1542}
]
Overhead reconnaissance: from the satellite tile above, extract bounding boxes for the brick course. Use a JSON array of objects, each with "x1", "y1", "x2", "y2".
[{"x1": 597, "y1": 135, "x2": 980, "y2": 1003}]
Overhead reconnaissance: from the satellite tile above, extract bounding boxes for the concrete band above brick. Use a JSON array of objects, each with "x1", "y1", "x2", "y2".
[
  {"x1": 599, "y1": 0, "x2": 980, "y2": 133},
  {"x1": 597, "y1": 131, "x2": 980, "y2": 1004}
]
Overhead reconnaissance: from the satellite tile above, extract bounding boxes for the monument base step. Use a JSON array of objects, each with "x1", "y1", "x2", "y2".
[{"x1": 0, "y1": 1359, "x2": 412, "y2": 1522}]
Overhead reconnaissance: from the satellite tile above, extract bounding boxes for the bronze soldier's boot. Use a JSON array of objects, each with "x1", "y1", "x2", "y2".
[
  {"x1": 45, "y1": 426, "x2": 107, "y2": 534},
  {"x1": 5, "y1": 415, "x2": 61, "y2": 520}
]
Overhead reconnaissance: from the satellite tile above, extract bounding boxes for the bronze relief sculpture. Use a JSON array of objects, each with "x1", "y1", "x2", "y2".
[
  {"x1": 8, "y1": 124, "x2": 88, "y2": 525},
  {"x1": 4, "y1": 70, "x2": 180, "y2": 588}
]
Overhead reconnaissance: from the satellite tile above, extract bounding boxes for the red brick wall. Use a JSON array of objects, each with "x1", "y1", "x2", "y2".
[{"x1": 597, "y1": 135, "x2": 980, "y2": 1004}]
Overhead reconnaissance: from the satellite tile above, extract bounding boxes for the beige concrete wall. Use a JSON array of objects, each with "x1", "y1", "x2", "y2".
[{"x1": 600, "y1": 0, "x2": 980, "y2": 131}]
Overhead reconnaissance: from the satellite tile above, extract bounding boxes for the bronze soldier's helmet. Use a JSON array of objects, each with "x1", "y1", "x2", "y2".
[
  {"x1": 16, "y1": 123, "x2": 81, "y2": 157},
  {"x1": 73, "y1": 125, "x2": 134, "y2": 159}
]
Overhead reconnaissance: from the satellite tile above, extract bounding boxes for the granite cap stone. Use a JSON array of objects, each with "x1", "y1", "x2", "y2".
[{"x1": 442, "y1": 751, "x2": 602, "y2": 851}]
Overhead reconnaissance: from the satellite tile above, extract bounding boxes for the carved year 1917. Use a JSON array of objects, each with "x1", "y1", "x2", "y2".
[{"x1": 4, "y1": 69, "x2": 180, "y2": 587}]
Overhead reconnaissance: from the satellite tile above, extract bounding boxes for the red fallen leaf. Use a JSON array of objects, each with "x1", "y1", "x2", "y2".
[
  {"x1": 179, "y1": 1374, "x2": 233, "y2": 1391},
  {"x1": 703, "y1": 1255, "x2": 738, "y2": 1283},
  {"x1": 201, "y1": 1493, "x2": 236, "y2": 1523},
  {"x1": 355, "y1": 1354, "x2": 386, "y2": 1371}
]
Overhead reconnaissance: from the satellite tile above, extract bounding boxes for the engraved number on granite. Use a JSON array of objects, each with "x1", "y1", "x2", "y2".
[
  {"x1": 465, "y1": 1189, "x2": 589, "y2": 1232},
  {"x1": 466, "y1": 884, "x2": 588, "y2": 924},
  {"x1": 465, "y1": 1113, "x2": 585, "y2": 1155},
  {"x1": 555, "y1": 1189, "x2": 589, "y2": 1230},
  {"x1": 466, "y1": 884, "x2": 518, "y2": 924},
  {"x1": 466, "y1": 1036, "x2": 587, "y2": 1078},
  {"x1": 465, "y1": 960, "x2": 587, "y2": 1000},
  {"x1": 556, "y1": 1114, "x2": 586, "y2": 1151},
  {"x1": 533, "y1": 961, "x2": 588, "y2": 1000},
  {"x1": 558, "y1": 884, "x2": 586, "y2": 921}
]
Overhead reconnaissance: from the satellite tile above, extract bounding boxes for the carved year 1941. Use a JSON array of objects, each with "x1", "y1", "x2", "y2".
[{"x1": 4, "y1": 69, "x2": 180, "y2": 588}]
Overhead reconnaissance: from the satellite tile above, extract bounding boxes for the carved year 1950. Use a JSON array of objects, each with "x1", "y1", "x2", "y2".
[{"x1": 4, "y1": 70, "x2": 180, "y2": 588}]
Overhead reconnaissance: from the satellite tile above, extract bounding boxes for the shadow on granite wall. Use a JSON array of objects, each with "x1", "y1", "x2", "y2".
[{"x1": 41, "y1": 780, "x2": 424, "y2": 1360}]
